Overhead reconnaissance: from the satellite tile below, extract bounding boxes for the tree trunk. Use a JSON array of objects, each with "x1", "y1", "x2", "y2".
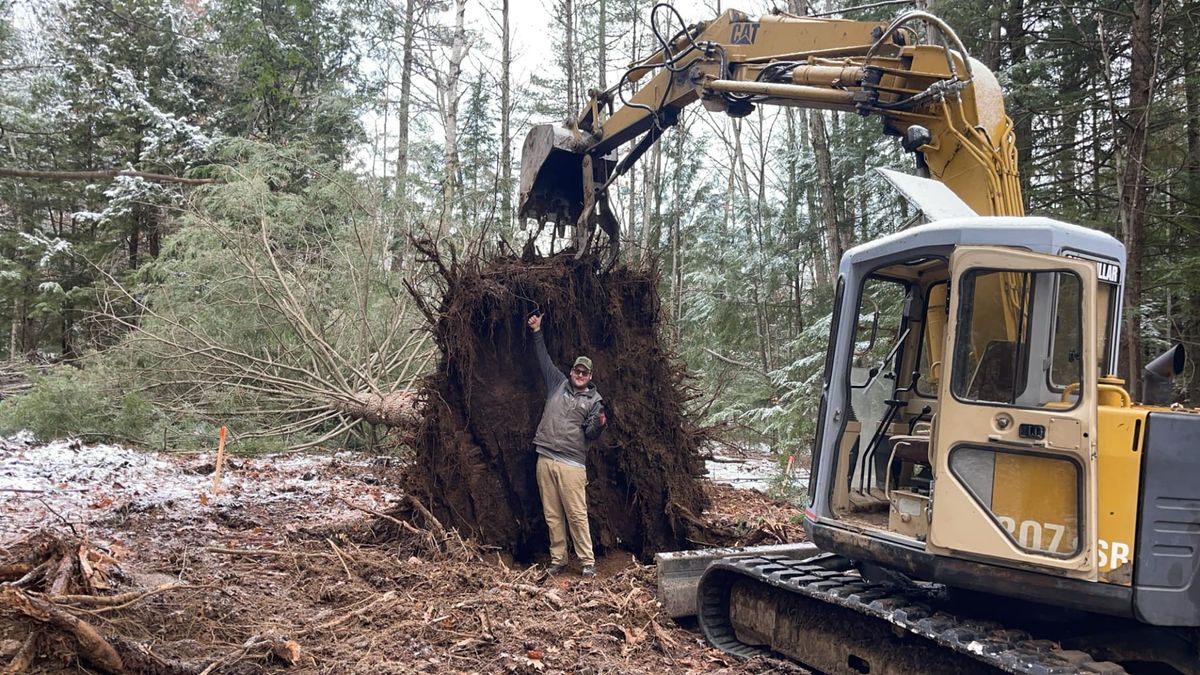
[
  {"x1": 731, "y1": 119, "x2": 751, "y2": 207},
  {"x1": 809, "y1": 110, "x2": 841, "y2": 278},
  {"x1": 798, "y1": 107, "x2": 828, "y2": 287},
  {"x1": 500, "y1": 0, "x2": 512, "y2": 228},
  {"x1": 982, "y1": 0, "x2": 1002, "y2": 71},
  {"x1": 1118, "y1": 0, "x2": 1156, "y2": 395},
  {"x1": 10, "y1": 300, "x2": 19, "y2": 363},
  {"x1": 128, "y1": 219, "x2": 140, "y2": 270},
  {"x1": 564, "y1": 0, "x2": 576, "y2": 117},
  {"x1": 669, "y1": 125, "x2": 684, "y2": 347},
  {"x1": 337, "y1": 391, "x2": 422, "y2": 428},
  {"x1": 1185, "y1": 55, "x2": 1200, "y2": 402},
  {"x1": 1188, "y1": 57, "x2": 1199, "y2": 178},
  {"x1": 437, "y1": 0, "x2": 469, "y2": 236},
  {"x1": 598, "y1": 0, "x2": 607, "y2": 90},
  {"x1": 395, "y1": 0, "x2": 417, "y2": 205},
  {"x1": 915, "y1": 0, "x2": 945, "y2": 45},
  {"x1": 784, "y1": 109, "x2": 803, "y2": 337},
  {"x1": 641, "y1": 140, "x2": 662, "y2": 261},
  {"x1": 146, "y1": 216, "x2": 160, "y2": 258},
  {"x1": 1004, "y1": 0, "x2": 1033, "y2": 201},
  {"x1": 750, "y1": 113, "x2": 773, "y2": 372}
]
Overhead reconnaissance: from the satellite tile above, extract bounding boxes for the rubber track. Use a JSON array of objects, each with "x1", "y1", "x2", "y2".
[{"x1": 697, "y1": 554, "x2": 1128, "y2": 674}]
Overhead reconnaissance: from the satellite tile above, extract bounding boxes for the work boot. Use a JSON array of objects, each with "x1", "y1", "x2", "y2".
[
  {"x1": 581, "y1": 565, "x2": 596, "y2": 578},
  {"x1": 545, "y1": 563, "x2": 566, "y2": 576}
]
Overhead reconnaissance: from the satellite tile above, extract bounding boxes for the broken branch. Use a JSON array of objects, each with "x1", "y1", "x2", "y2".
[
  {"x1": 0, "y1": 587, "x2": 123, "y2": 674},
  {"x1": 0, "y1": 167, "x2": 219, "y2": 185},
  {"x1": 54, "y1": 582, "x2": 190, "y2": 609}
]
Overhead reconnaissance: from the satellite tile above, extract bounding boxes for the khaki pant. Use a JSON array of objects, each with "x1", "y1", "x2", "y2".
[{"x1": 535, "y1": 456, "x2": 594, "y2": 566}]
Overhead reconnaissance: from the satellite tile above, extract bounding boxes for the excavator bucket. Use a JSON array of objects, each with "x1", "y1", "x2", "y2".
[{"x1": 517, "y1": 124, "x2": 590, "y2": 224}]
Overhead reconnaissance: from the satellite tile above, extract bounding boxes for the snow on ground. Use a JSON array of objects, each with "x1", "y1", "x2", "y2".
[
  {"x1": 0, "y1": 433, "x2": 795, "y2": 548},
  {"x1": 0, "y1": 433, "x2": 403, "y2": 545},
  {"x1": 705, "y1": 443, "x2": 809, "y2": 493}
]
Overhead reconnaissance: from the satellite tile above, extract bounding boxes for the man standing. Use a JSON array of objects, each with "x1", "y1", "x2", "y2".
[{"x1": 526, "y1": 313, "x2": 606, "y2": 577}]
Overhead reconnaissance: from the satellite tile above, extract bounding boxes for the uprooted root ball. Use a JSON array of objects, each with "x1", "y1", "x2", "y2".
[{"x1": 406, "y1": 249, "x2": 709, "y2": 562}]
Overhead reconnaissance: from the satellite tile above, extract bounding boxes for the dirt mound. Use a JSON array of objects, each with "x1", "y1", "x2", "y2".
[{"x1": 407, "y1": 248, "x2": 709, "y2": 562}]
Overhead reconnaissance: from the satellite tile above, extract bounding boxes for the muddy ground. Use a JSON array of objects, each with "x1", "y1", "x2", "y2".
[{"x1": 0, "y1": 437, "x2": 807, "y2": 674}]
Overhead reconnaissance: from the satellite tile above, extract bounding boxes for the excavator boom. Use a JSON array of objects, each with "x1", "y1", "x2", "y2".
[{"x1": 518, "y1": 7, "x2": 1022, "y2": 254}]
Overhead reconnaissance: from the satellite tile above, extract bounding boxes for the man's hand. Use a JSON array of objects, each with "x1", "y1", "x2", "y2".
[
  {"x1": 527, "y1": 313, "x2": 542, "y2": 332},
  {"x1": 584, "y1": 403, "x2": 606, "y2": 440}
]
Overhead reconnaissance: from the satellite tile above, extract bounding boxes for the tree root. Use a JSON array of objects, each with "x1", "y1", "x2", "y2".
[
  {"x1": 0, "y1": 532, "x2": 210, "y2": 674},
  {"x1": 197, "y1": 633, "x2": 301, "y2": 675},
  {"x1": 0, "y1": 565, "x2": 33, "y2": 583},
  {"x1": 54, "y1": 583, "x2": 190, "y2": 610},
  {"x1": 0, "y1": 586, "x2": 124, "y2": 673},
  {"x1": 2, "y1": 631, "x2": 39, "y2": 674}
]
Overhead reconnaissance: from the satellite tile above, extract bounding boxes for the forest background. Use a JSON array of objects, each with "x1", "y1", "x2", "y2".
[{"x1": 0, "y1": 0, "x2": 1194, "y2": 488}]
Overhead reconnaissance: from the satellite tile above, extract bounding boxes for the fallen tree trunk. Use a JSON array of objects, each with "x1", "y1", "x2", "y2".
[
  {"x1": 405, "y1": 248, "x2": 709, "y2": 562},
  {"x1": 334, "y1": 390, "x2": 422, "y2": 427}
]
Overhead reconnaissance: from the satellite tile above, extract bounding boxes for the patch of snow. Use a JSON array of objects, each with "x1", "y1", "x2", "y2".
[
  {"x1": 705, "y1": 443, "x2": 809, "y2": 492},
  {"x1": 0, "y1": 435, "x2": 402, "y2": 545}
]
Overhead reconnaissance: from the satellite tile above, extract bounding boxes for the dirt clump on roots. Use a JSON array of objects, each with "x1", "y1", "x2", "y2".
[{"x1": 405, "y1": 247, "x2": 709, "y2": 563}]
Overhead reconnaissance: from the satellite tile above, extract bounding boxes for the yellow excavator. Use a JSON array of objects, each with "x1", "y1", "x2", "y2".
[{"x1": 518, "y1": 5, "x2": 1199, "y2": 673}]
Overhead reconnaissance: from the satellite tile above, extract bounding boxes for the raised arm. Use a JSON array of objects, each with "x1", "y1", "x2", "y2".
[{"x1": 527, "y1": 313, "x2": 566, "y2": 390}]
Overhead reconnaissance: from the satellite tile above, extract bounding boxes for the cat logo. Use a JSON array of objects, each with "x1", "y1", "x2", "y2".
[
  {"x1": 1096, "y1": 261, "x2": 1120, "y2": 284},
  {"x1": 731, "y1": 22, "x2": 760, "y2": 44}
]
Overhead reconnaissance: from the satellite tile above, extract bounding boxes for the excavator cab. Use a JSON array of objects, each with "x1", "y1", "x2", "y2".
[
  {"x1": 797, "y1": 183, "x2": 1199, "y2": 612},
  {"x1": 814, "y1": 234, "x2": 1112, "y2": 574},
  {"x1": 699, "y1": 202, "x2": 1199, "y2": 672}
]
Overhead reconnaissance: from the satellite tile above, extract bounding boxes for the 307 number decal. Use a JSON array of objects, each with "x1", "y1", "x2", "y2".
[
  {"x1": 997, "y1": 516, "x2": 1067, "y2": 552},
  {"x1": 995, "y1": 516, "x2": 1130, "y2": 570}
]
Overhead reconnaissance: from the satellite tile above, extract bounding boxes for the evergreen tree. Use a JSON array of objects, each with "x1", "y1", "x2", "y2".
[{"x1": 201, "y1": 0, "x2": 363, "y2": 162}]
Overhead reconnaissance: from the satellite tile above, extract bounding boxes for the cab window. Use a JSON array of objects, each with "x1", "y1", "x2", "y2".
[{"x1": 951, "y1": 270, "x2": 1083, "y2": 409}]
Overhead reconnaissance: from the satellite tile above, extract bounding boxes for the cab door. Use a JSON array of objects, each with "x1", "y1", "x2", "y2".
[{"x1": 926, "y1": 246, "x2": 1098, "y2": 578}]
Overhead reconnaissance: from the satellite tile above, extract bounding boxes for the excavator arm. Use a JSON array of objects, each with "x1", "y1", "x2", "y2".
[{"x1": 518, "y1": 7, "x2": 1023, "y2": 254}]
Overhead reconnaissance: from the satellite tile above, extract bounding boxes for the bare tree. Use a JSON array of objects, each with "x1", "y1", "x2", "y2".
[
  {"x1": 395, "y1": 0, "x2": 419, "y2": 208},
  {"x1": 436, "y1": 0, "x2": 470, "y2": 236},
  {"x1": 500, "y1": 0, "x2": 513, "y2": 228}
]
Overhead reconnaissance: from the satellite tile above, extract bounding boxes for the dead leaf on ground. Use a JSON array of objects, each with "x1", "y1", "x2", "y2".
[{"x1": 271, "y1": 638, "x2": 301, "y2": 665}]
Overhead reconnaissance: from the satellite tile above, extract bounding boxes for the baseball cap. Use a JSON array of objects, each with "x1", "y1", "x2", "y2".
[{"x1": 572, "y1": 356, "x2": 593, "y2": 372}]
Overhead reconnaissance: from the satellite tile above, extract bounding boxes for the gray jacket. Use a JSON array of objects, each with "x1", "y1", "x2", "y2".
[{"x1": 531, "y1": 330, "x2": 604, "y2": 468}]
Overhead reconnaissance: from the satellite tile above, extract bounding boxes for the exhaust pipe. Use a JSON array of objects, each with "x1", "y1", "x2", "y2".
[{"x1": 1142, "y1": 343, "x2": 1185, "y2": 406}]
